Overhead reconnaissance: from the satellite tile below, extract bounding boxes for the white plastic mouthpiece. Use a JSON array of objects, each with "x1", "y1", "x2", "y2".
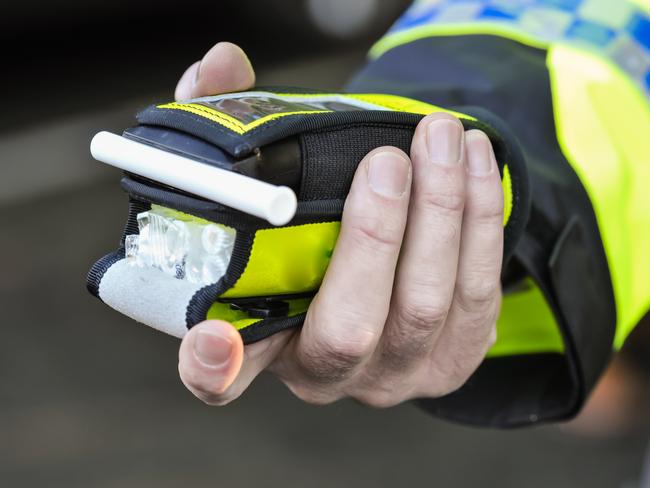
[{"x1": 90, "y1": 131, "x2": 297, "y2": 226}]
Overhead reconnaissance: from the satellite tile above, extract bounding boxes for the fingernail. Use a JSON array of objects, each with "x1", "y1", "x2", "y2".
[
  {"x1": 466, "y1": 132, "x2": 494, "y2": 176},
  {"x1": 175, "y1": 61, "x2": 201, "y2": 100},
  {"x1": 426, "y1": 119, "x2": 463, "y2": 165},
  {"x1": 367, "y1": 151, "x2": 410, "y2": 198},
  {"x1": 194, "y1": 328, "x2": 233, "y2": 368}
]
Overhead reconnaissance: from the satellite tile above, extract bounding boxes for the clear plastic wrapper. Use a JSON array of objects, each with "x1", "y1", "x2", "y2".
[{"x1": 125, "y1": 206, "x2": 235, "y2": 286}]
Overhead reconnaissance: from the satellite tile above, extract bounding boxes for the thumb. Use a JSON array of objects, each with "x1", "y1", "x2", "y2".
[
  {"x1": 178, "y1": 320, "x2": 289, "y2": 406},
  {"x1": 175, "y1": 41, "x2": 255, "y2": 100}
]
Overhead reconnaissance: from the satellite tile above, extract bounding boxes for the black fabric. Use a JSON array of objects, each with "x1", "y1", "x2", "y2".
[
  {"x1": 86, "y1": 198, "x2": 150, "y2": 298},
  {"x1": 121, "y1": 175, "x2": 345, "y2": 230},
  {"x1": 416, "y1": 353, "x2": 574, "y2": 427},
  {"x1": 120, "y1": 199, "x2": 151, "y2": 245},
  {"x1": 239, "y1": 313, "x2": 308, "y2": 344},
  {"x1": 548, "y1": 218, "x2": 615, "y2": 401},
  {"x1": 86, "y1": 249, "x2": 124, "y2": 298},
  {"x1": 185, "y1": 231, "x2": 256, "y2": 329},
  {"x1": 300, "y1": 124, "x2": 414, "y2": 200},
  {"x1": 299, "y1": 116, "x2": 528, "y2": 260},
  {"x1": 348, "y1": 35, "x2": 616, "y2": 426}
]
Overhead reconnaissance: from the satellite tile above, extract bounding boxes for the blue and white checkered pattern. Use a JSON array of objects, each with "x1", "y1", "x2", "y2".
[{"x1": 390, "y1": 0, "x2": 650, "y2": 96}]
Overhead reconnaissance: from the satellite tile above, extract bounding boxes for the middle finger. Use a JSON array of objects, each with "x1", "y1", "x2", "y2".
[{"x1": 370, "y1": 113, "x2": 467, "y2": 374}]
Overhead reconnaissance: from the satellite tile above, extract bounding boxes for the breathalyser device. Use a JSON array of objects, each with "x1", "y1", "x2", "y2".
[{"x1": 87, "y1": 89, "x2": 528, "y2": 343}]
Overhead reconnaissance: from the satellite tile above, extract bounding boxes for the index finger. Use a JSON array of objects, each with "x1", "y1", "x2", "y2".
[{"x1": 279, "y1": 147, "x2": 412, "y2": 386}]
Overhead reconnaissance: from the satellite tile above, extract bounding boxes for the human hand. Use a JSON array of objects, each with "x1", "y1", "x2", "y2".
[{"x1": 176, "y1": 42, "x2": 503, "y2": 408}]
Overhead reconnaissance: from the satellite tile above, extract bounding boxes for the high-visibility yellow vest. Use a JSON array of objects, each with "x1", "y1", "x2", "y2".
[{"x1": 345, "y1": 0, "x2": 650, "y2": 425}]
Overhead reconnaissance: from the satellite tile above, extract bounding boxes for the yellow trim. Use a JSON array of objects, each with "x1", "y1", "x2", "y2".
[
  {"x1": 547, "y1": 45, "x2": 650, "y2": 349},
  {"x1": 370, "y1": 23, "x2": 550, "y2": 60},
  {"x1": 345, "y1": 93, "x2": 476, "y2": 120},
  {"x1": 222, "y1": 222, "x2": 341, "y2": 299},
  {"x1": 158, "y1": 93, "x2": 476, "y2": 135},
  {"x1": 502, "y1": 165, "x2": 513, "y2": 227},
  {"x1": 157, "y1": 102, "x2": 328, "y2": 135},
  {"x1": 489, "y1": 280, "x2": 564, "y2": 357}
]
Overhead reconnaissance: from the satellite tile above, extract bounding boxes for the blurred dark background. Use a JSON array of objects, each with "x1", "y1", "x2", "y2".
[{"x1": 0, "y1": 1, "x2": 649, "y2": 486}]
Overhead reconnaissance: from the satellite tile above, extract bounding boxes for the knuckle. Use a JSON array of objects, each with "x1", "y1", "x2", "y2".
[
  {"x1": 455, "y1": 277, "x2": 500, "y2": 312},
  {"x1": 420, "y1": 187, "x2": 466, "y2": 215},
  {"x1": 298, "y1": 332, "x2": 375, "y2": 382},
  {"x1": 484, "y1": 188, "x2": 505, "y2": 217},
  {"x1": 308, "y1": 302, "x2": 372, "y2": 336},
  {"x1": 471, "y1": 191, "x2": 504, "y2": 224},
  {"x1": 416, "y1": 165, "x2": 466, "y2": 214},
  {"x1": 381, "y1": 299, "x2": 449, "y2": 366},
  {"x1": 345, "y1": 213, "x2": 403, "y2": 254},
  {"x1": 378, "y1": 326, "x2": 428, "y2": 370},
  {"x1": 395, "y1": 298, "x2": 449, "y2": 333},
  {"x1": 467, "y1": 171, "x2": 504, "y2": 217}
]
